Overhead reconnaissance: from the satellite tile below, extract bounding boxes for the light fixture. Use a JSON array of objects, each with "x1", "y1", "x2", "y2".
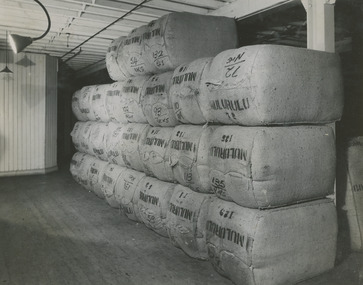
[
  {"x1": 1, "y1": 31, "x2": 13, "y2": 74},
  {"x1": 9, "y1": 0, "x2": 51, "y2": 54}
]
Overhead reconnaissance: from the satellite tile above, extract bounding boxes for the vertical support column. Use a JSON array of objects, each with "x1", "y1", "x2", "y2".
[
  {"x1": 302, "y1": 0, "x2": 337, "y2": 203},
  {"x1": 301, "y1": 0, "x2": 336, "y2": 52}
]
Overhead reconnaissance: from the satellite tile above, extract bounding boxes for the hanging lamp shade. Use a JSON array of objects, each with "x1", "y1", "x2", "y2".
[
  {"x1": 9, "y1": 34, "x2": 33, "y2": 54},
  {"x1": 0, "y1": 66, "x2": 13, "y2": 73},
  {"x1": 9, "y1": 0, "x2": 51, "y2": 54}
]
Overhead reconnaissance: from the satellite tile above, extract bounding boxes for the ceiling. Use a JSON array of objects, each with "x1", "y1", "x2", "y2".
[
  {"x1": 0, "y1": 0, "x2": 356, "y2": 75},
  {"x1": 0, "y1": 0, "x2": 241, "y2": 72}
]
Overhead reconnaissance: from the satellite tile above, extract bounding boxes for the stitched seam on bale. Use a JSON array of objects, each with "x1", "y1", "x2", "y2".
[{"x1": 250, "y1": 132, "x2": 258, "y2": 208}]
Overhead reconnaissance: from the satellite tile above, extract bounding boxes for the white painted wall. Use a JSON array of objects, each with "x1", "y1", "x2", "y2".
[{"x1": 0, "y1": 51, "x2": 57, "y2": 176}]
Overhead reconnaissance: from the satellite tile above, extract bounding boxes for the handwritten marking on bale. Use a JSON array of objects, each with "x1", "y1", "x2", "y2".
[
  {"x1": 106, "y1": 36, "x2": 130, "y2": 81},
  {"x1": 200, "y1": 45, "x2": 343, "y2": 125},
  {"x1": 137, "y1": 177, "x2": 176, "y2": 237},
  {"x1": 169, "y1": 125, "x2": 216, "y2": 193},
  {"x1": 167, "y1": 185, "x2": 213, "y2": 260},
  {"x1": 115, "y1": 168, "x2": 146, "y2": 222},
  {"x1": 122, "y1": 76, "x2": 150, "y2": 123},
  {"x1": 119, "y1": 123, "x2": 150, "y2": 172},
  {"x1": 101, "y1": 164, "x2": 124, "y2": 208},
  {"x1": 140, "y1": 126, "x2": 174, "y2": 182},
  {"x1": 170, "y1": 58, "x2": 212, "y2": 124},
  {"x1": 142, "y1": 71, "x2": 178, "y2": 127},
  {"x1": 105, "y1": 82, "x2": 128, "y2": 124}
]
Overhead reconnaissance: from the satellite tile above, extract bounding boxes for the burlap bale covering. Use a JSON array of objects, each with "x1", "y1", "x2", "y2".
[
  {"x1": 344, "y1": 137, "x2": 363, "y2": 251},
  {"x1": 106, "y1": 123, "x2": 126, "y2": 167},
  {"x1": 122, "y1": 76, "x2": 150, "y2": 123},
  {"x1": 169, "y1": 125, "x2": 216, "y2": 193},
  {"x1": 88, "y1": 158, "x2": 109, "y2": 198},
  {"x1": 140, "y1": 126, "x2": 174, "y2": 182},
  {"x1": 78, "y1": 85, "x2": 97, "y2": 121},
  {"x1": 142, "y1": 12, "x2": 238, "y2": 74},
  {"x1": 115, "y1": 168, "x2": 146, "y2": 222},
  {"x1": 200, "y1": 44, "x2": 344, "y2": 125},
  {"x1": 105, "y1": 81, "x2": 128, "y2": 124},
  {"x1": 137, "y1": 176, "x2": 176, "y2": 237},
  {"x1": 106, "y1": 36, "x2": 129, "y2": 81},
  {"x1": 72, "y1": 89, "x2": 88, "y2": 121},
  {"x1": 101, "y1": 164, "x2": 124, "y2": 208},
  {"x1": 142, "y1": 71, "x2": 178, "y2": 127},
  {"x1": 119, "y1": 123, "x2": 150, "y2": 172},
  {"x1": 206, "y1": 198, "x2": 337, "y2": 285},
  {"x1": 92, "y1": 84, "x2": 110, "y2": 122},
  {"x1": 170, "y1": 57, "x2": 212, "y2": 124},
  {"x1": 209, "y1": 125, "x2": 336, "y2": 208},
  {"x1": 167, "y1": 185, "x2": 213, "y2": 260}
]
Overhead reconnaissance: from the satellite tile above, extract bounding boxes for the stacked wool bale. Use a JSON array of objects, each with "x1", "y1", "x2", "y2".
[
  {"x1": 71, "y1": 11, "x2": 345, "y2": 285},
  {"x1": 202, "y1": 46, "x2": 343, "y2": 285},
  {"x1": 70, "y1": 12, "x2": 239, "y2": 247},
  {"x1": 342, "y1": 137, "x2": 363, "y2": 251}
]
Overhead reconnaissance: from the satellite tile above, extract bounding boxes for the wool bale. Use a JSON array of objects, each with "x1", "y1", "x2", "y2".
[
  {"x1": 72, "y1": 89, "x2": 88, "y2": 121},
  {"x1": 169, "y1": 125, "x2": 216, "y2": 193},
  {"x1": 206, "y1": 198, "x2": 337, "y2": 285},
  {"x1": 119, "y1": 123, "x2": 150, "y2": 172},
  {"x1": 140, "y1": 126, "x2": 174, "y2": 182},
  {"x1": 200, "y1": 44, "x2": 344, "y2": 125},
  {"x1": 105, "y1": 82, "x2": 128, "y2": 124},
  {"x1": 142, "y1": 71, "x2": 178, "y2": 127},
  {"x1": 77, "y1": 121, "x2": 94, "y2": 154},
  {"x1": 88, "y1": 159, "x2": 109, "y2": 198},
  {"x1": 115, "y1": 168, "x2": 146, "y2": 222},
  {"x1": 91, "y1": 84, "x2": 110, "y2": 122},
  {"x1": 170, "y1": 58, "x2": 211, "y2": 124},
  {"x1": 122, "y1": 76, "x2": 150, "y2": 123},
  {"x1": 105, "y1": 36, "x2": 130, "y2": 81},
  {"x1": 104, "y1": 121, "x2": 119, "y2": 159},
  {"x1": 70, "y1": 122, "x2": 84, "y2": 152},
  {"x1": 79, "y1": 85, "x2": 97, "y2": 121},
  {"x1": 70, "y1": 152, "x2": 87, "y2": 183},
  {"x1": 118, "y1": 25, "x2": 153, "y2": 76},
  {"x1": 344, "y1": 137, "x2": 363, "y2": 251},
  {"x1": 78, "y1": 155, "x2": 97, "y2": 190},
  {"x1": 143, "y1": 12, "x2": 238, "y2": 73},
  {"x1": 106, "y1": 123, "x2": 126, "y2": 167},
  {"x1": 137, "y1": 176, "x2": 176, "y2": 237},
  {"x1": 101, "y1": 164, "x2": 124, "y2": 208},
  {"x1": 209, "y1": 125, "x2": 336, "y2": 208},
  {"x1": 167, "y1": 185, "x2": 213, "y2": 260},
  {"x1": 89, "y1": 122, "x2": 108, "y2": 161}
]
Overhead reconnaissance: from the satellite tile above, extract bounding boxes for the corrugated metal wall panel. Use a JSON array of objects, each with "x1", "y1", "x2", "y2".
[
  {"x1": 45, "y1": 55, "x2": 58, "y2": 170},
  {"x1": 0, "y1": 51, "x2": 57, "y2": 176}
]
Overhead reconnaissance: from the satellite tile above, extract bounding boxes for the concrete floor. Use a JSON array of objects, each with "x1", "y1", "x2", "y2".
[{"x1": 0, "y1": 169, "x2": 362, "y2": 285}]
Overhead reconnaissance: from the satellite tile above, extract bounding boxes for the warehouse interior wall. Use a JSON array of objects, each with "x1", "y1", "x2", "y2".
[{"x1": 0, "y1": 52, "x2": 58, "y2": 176}]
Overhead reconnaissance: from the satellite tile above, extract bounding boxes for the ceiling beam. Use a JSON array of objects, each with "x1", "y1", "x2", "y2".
[{"x1": 209, "y1": 0, "x2": 300, "y2": 19}]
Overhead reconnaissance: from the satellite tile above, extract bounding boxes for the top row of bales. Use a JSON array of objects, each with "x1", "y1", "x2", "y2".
[{"x1": 106, "y1": 12, "x2": 239, "y2": 80}]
